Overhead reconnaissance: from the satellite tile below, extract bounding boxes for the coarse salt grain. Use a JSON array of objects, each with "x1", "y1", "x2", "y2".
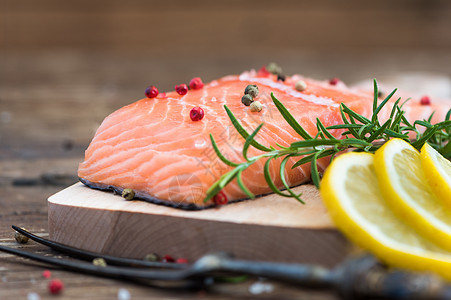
[
  {"x1": 27, "y1": 292, "x2": 41, "y2": 300},
  {"x1": 118, "y1": 288, "x2": 131, "y2": 300},
  {"x1": 248, "y1": 281, "x2": 274, "y2": 295}
]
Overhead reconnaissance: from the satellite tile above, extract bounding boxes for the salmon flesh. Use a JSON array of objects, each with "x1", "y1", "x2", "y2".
[{"x1": 78, "y1": 70, "x2": 449, "y2": 209}]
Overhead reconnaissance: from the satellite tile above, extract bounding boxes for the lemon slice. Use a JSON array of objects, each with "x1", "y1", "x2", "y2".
[
  {"x1": 320, "y1": 152, "x2": 451, "y2": 279},
  {"x1": 420, "y1": 143, "x2": 451, "y2": 205},
  {"x1": 374, "y1": 138, "x2": 451, "y2": 251}
]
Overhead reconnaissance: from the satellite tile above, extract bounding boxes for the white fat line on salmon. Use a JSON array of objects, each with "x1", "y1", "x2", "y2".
[
  {"x1": 89, "y1": 100, "x2": 173, "y2": 152},
  {"x1": 196, "y1": 87, "x2": 232, "y2": 137},
  {"x1": 145, "y1": 97, "x2": 159, "y2": 116},
  {"x1": 209, "y1": 80, "x2": 219, "y2": 87},
  {"x1": 196, "y1": 88, "x2": 210, "y2": 137},
  {"x1": 177, "y1": 93, "x2": 189, "y2": 122},
  {"x1": 234, "y1": 72, "x2": 339, "y2": 107},
  {"x1": 93, "y1": 103, "x2": 157, "y2": 144},
  {"x1": 201, "y1": 88, "x2": 208, "y2": 104},
  {"x1": 88, "y1": 114, "x2": 159, "y2": 153},
  {"x1": 220, "y1": 85, "x2": 231, "y2": 104},
  {"x1": 86, "y1": 125, "x2": 204, "y2": 172},
  {"x1": 88, "y1": 146, "x2": 203, "y2": 181}
]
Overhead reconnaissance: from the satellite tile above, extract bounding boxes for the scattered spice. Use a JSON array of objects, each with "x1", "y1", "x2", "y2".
[
  {"x1": 190, "y1": 107, "x2": 205, "y2": 121},
  {"x1": 420, "y1": 95, "x2": 431, "y2": 105},
  {"x1": 266, "y1": 62, "x2": 282, "y2": 75},
  {"x1": 144, "y1": 253, "x2": 160, "y2": 262},
  {"x1": 176, "y1": 258, "x2": 189, "y2": 264},
  {"x1": 378, "y1": 90, "x2": 384, "y2": 98},
  {"x1": 145, "y1": 86, "x2": 159, "y2": 98},
  {"x1": 15, "y1": 230, "x2": 29, "y2": 244},
  {"x1": 92, "y1": 257, "x2": 107, "y2": 267},
  {"x1": 277, "y1": 74, "x2": 286, "y2": 82},
  {"x1": 189, "y1": 77, "x2": 204, "y2": 90},
  {"x1": 121, "y1": 189, "x2": 135, "y2": 201},
  {"x1": 250, "y1": 101, "x2": 263, "y2": 112},
  {"x1": 257, "y1": 66, "x2": 270, "y2": 76},
  {"x1": 241, "y1": 94, "x2": 254, "y2": 106},
  {"x1": 175, "y1": 84, "x2": 188, "y2": 95},
  {"x1": 295, "y1": 80, "x2": 307, "y2": 92},
  {"x1": 61, "y1": 139, "x2": 74, "y2": 151},
  {"x1": 213, "y1": 191, "x2": 228, "y2": 205},
  {"x1": 244, "y1": 85, "x2": 259, "y2": 98},
  {"x1": 162, "y1": 255, "x2": 175, "y2": 263},
  {"x1": 329, "y1": 77, "x2": 340, "y2": 85},
  {"x1": 42, "y1": 270, "x2": 52, "y2": 279},
  {"x1": 48, "y1": 279, "x2": 64, "y2": 295}
]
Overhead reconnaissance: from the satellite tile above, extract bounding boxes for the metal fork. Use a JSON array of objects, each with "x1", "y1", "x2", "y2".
[{"x1": 1, "y1": 226, "x2": 451, "y2": 299}]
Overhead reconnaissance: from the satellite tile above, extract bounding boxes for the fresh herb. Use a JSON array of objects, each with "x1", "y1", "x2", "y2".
[{"x1": 204, "y1": 80, "x2": 451, "y2": 203}]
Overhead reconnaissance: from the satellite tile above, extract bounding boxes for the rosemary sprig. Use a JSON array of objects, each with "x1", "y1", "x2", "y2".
[{"x1": 204, "y1": 80, "x2": 451, "y2": 203}]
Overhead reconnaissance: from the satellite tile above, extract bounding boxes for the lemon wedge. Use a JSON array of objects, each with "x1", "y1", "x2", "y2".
[
  {"x1": 374, "y1": 138, "x2": 451, "y2": 251},
  {"x1": 320, "y1": 152, "x2": 451, "y2": 280},
  {"x1": 420, "y1": 142, "x2": 451, "y2": 205}
]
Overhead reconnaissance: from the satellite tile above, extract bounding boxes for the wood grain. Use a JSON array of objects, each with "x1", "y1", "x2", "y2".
[{"x1": 48, "y1": 183, "x2": 348, "y2": 267}]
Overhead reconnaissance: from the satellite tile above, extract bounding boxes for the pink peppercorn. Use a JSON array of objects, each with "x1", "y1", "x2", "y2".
[
  {"x1": 176, "y1": 258, "x2": 189, "y2": 264},
  {"x1": 175, "y1": 84, "x2": 188, "y2": 95},
  {"x1": 257, "y1": 66, "x2": 270, "y2": 77},
  {"x1": 329, "y1": 77, "x2": 340, "y2": 85},
  {"x1": 213, "y1": 191, "x2": 228, "y2": 205},
  {"x1": 420, "y1": 96, "x2": 431, "y2": 105},
  {"x1": 145, "y1": 86, "x2": 159, "y2": 98},
  {"x1": 162, "y1": 255, "x2": 175, "y2": 263},
  {"x1": 190, "y1": 107, "x2": 204, "y2": 121},
  {"x1": 42, "y1": 269, "x2": 52, "y2": 279},
  {"x1": 48, "y1": 279, "x2": 64, "y2": 295},
  {"x1": 189, "y1": 77, "x2": 204, "y2": 90}
]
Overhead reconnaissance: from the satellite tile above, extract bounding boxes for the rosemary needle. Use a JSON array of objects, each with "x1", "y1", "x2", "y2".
[{"x1": 204, "y1": 79, "x2": 451, "y2": 204}]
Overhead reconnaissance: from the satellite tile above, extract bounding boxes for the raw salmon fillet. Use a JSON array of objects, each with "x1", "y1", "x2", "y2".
[{"x1": 78, "y1": 70, "x2": 449, "y2": 209}]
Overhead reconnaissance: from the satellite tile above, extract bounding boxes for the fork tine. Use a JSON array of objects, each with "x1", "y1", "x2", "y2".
[
  {"x1": 0, "y1": 245, "x2": 192, "y2": 281},
  {"x1": 12, "y1": 225, "x2": 185, "y2": 269}
]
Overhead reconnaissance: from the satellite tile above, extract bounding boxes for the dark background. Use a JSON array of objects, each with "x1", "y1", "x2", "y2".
[{"x1": 1, "y1": 0, "x2": 451, "y2": 157}]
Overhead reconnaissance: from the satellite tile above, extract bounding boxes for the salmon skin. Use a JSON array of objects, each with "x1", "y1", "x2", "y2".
[{"x1": 78, "y1": 70, "x2": 449, "y2": 209}]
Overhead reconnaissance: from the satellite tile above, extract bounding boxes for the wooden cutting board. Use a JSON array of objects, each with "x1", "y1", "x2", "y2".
[{"x1": 48, "y1": 183, "x2": 350, "y2": 267}]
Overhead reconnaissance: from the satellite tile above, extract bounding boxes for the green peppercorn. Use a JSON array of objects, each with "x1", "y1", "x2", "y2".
[
  {"x1": 241, "y1": 94, "x2": 254, "y2": 106},
  {"x1": 244, "y1": 85, "x2": 259, "y2": 98},
  {"x1": 144, "y1": 253, "x2": 160, "y2": 262},
  {"x1": 266, "y1": 62, "x2": 282, "y2": 75},
  {"x1": 92, "y1": 257, "x2": 107, "y2": 267},
  {"x1": 250, "y1": 101, "x2": 263, "y2": 112},
  {"x1": 295, "y1": 80, "x2": 307, "y2": 92},
  {"x1": 122, "y1": 188, "x2": 135, "y2": 200},
  {"x1": 14, "y1": 230, "x2": 29, "y2": 244}
]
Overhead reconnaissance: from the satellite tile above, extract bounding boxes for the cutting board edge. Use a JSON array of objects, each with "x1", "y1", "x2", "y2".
[{"x1": 48, "y1": 182, "x2": 336, "y2": 229}]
